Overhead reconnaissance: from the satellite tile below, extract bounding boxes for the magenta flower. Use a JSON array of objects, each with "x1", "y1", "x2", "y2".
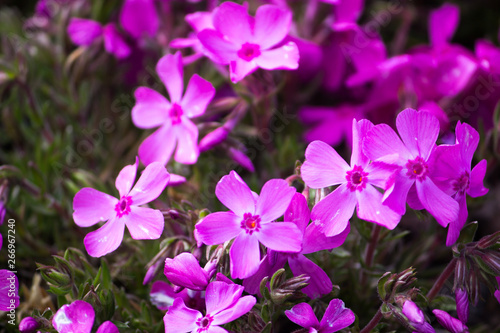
[
  {"x1": 402, "y1": 300, "x2": 435, "y2": 333},
  {"x1": 150, "y1": 281, "x2": 204, "y2": 311},
  {"x1": 119, "y1": 0, "x2": 159, "y2": 40},
  {"x1": 73, "y1": 159, "x2": 169, "y2": 257},
  {"x1": 363, "y1": 108, "x2": 459, "y2": 228},
  {"x1": 433, "y1": 309, "x2": 469, "y2": 333},
  {"x1": 195, "y1": 171, "x2": 303, "y2": 279},
  {"x1": 302, "y1": 119, "x2": 401, "y2": 237},
  {"x1": 285, "y1": 299, "x2": 355, "y2": 332},
  {"x1": 455, "y1": 288, "x2": 469, "y2": 324},
  {"x1": 163, "y1": 281, "x2": 256, "y2": 333},
  {"x1": 0, "y1": 270, "x2": 19, "y2": 311},
  {"x1": 164, "y1": 252, "x2": 215, "y2": 291},
  {"x1": 132, "y1": 52, "x2": 216, "y2": 166},
  {"x1": 429, "y1": 121, "x2": 488, "y2": 245},
  {"x1": 198, "y1": 2, "x2": 299, "y2": 83},
  {"x1": 52, "y1": 300, "x2": 118, "y2": 333}
]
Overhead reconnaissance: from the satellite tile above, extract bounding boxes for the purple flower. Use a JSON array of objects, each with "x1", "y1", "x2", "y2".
[
  {"x1": 363, "y1": 108, "x2": 459, "y2": 228},
  {"x1": 0, "y1": 270, "x2": 19, "y2": 311},
  {"x1": 433, "y1": 309, "x2": 469, "y2": 333},
  {"x1": 198, "y1": 2, "x2": 299, "y2": 83},
  {"x1": 402, "y1": 300, "x2": 435, "y2": 333},
  {"x1": 73, "y1": 158, "x2": 169, "y2": 257},
  {"x1": 52, "y1": 300, "x2": 119, "y2": 333},
  {"x1": 195, "y1": 171, "x2": 303, "y2": 279},
  {"x1": 164, "y1": 252, "x2": 215, "y2": 291},
  {"x1": 119, "y1": 0, "x2": 159, "y2": 40},
  {"x1": 163, "y1": 281, "x2": 256, "y2": 333},
  {"x1": 455, "y1": 288, "x2": 469, "y2": 324},
  {"x1": 302, "y1": 119, "x2": 401, "y2": 237},
  {"x1": 285, "y1": 299, "x2": 355, "y2": 332},
  {"x1": 150, "y1": 281, "x2": 204, "y2": 311},
  {"x1": 19, "y1": 316, "x2": 40, "y2": 333},
  {"x1": 429, "y1": 121, "x2": 488, "y2": 245},
  {"x1": 132, "y1": 52, "x2": 216, "y2": 166}
]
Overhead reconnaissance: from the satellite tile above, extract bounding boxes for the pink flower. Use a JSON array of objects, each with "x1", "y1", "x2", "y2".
[
  {"x1": 119, "y1": 0, "x2": 159, "y2": 40},
  {"x1": 402, "y1": 300, "x2": 435, "y2": 333},
  {"x1": 163, "y1": 281, "x2": 255, "y2": 333},
  {"x1": 164, "y1": 252, "x2": 215, "y2": 291},
  {"x1": 132, "y1": 52, "x2": 216, "y2": 166},
  {"x1": 195, "y1": 171, "x2": 303, "y2": 279},
  {"x1": 73, "y1": 158, "x2": 169, "y2": 257},
  {"x1": 302, "y1": 119, "x2": 401, "y2": 237},
  {"x1": 198, "y1": 2, "x2": 299, "y2": 83},
  {"x1": 52, "y1": 300, "x2": 118, "y2": 333}
]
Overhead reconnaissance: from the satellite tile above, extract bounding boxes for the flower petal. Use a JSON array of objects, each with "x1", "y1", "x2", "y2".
[
  {"x1": 382, "y1": 169, "x2": 415, "y2": 216},
  {"x1": 284, "y1": 193, "x2": 311, "y2": 234},
  {"x1": 311, "y1": 184, "x2": 357, "y2": 237},
  {"x1": 150, "y1": 281, "x2": 185, "y2": 310},
  {"x1": 215, "y1": 171, "x2": 256, "y2": 216},
  {"x1": 255, "y1": 42, "x2": 299, "y2": 70},
  {"x1": 119, "y1": 0, "x2": 159, "y2": 39},
  {"x1": 416, "y1": 178, "x2": 459, "y2": 228},
  {"x1": 432, "y1": 309, "x2": 468, "y2": 333},
  {"x1": 212, "y1": 2, "x2": 252, "y2": 45},
  {"x1": 356, "y1": 185, "x2": 402, "y2": 230},
  {"x1": 205, "y1": 281, "x2": 244, "y2": 315},
  {"x1": 196, "y1": 212, "x2": 242, "y2": 245},
  {"x1": 256, "y1": 179, "x2": 296, "y2": 222},
  {"x1": 319, "y1": 299, "x2": 356, "y2": 333},
  {"x1": 468, "y1": 159, "x2": 488, "y2": 198},
  {"x1": 396, "y1": 108, "x2": 439, "y2": 159},
  {"x1": 289, "y1": 254, "x2": 332, "y2": 299},
  {"x1": 212, "y1": 295, "x2": 256, "y2": 326},
  {"x1": 455, "y1": 121, "x2": 479, "y2": 165},
  {"x1": 302, "y1": 222, "x2": 350, "y2": 254},
  {"x1": 365, "y1": 161, "x2": 400, "y2": 190},
  {"x1": 301, "y1": 140, "x2": 350, "y2": 188},
  {"x1": 96, "y1": 321, "x2": 119, "y2": 333},
  {"x1": 115, "y1": 157, "x2": 138, "y2": 198},
  {"x1": 229, "y1": 58, "x2": 259, "y2": 83},
  {"x1": 84, "y1": 217, "x2": 125, "y2": 257},
  {"x1": 198, "y1": 29, "x2": 238, "y2": 64},
  {"x1": 128, "y1": 162, "x2": 169, "y2": 205},
  {"x1": 254, "y1": 5, "x2": 292, "y2": 49},
  {"x1": 164, "y1": 253, "x2": 209, "y2": 291},
  {"x1": 163, "y1": 298, "x2": 201, "y2": 333},
  {"x1": 363, "y1": 123, "x2": 410, "y2": 164},
  {"x1": 67, "y1": 18, "x2": 102, "y2": 46},
  {"x1": 429, "y1": 3, "x2": 459, "y2": 50},
  {"x1": 446, "y1": 195, "x2": 467, "y2": 247},
  {"x1": 132, "y1": 87, "x2": 170, "y2": 129},
  {"x1": 52, "y1": 300, "x2": 94, "y2": 333},
  {"x1": 123, "y1": 206, "x2": 164, "y2": 240},
  {"x1": 230, "y1": 233, "x2": 261, "y2": 279},
  {"x1": 156, "y1": 52, "x2": 184, "y2": 103},
  {"x1": 181, "y1": 74, "x2": 215, "y2": 118},
  {"x1": 350, "y1": 119, "x2": 374, "y2": 167},
  {"x1": 285, "y1": 303, "x2": 320, "y2": 329},
  {"x1": 102, "y1": 24, "x2": 131, "y2": 59},
  {"x1": 256, "y1": 222, "x2": 302, "y2": 253},
  {"x1": 138, "y1": 124, "x2": 176, "y2": 166},
  {"x1": 173, "y1": 118, "x2": 200, "y2": 164},
  {"x1": 73, "y1": 188, "x2": 118, "y2": 227}
]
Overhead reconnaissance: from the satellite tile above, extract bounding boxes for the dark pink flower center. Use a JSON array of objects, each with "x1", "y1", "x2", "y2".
[
  {"x1": 453, "y1": 171, "x2": 470, "y2": 195},
  {"x1": 196, "y1": 314, "x2": 214, "y2": 332},
  {"x1": 241, "y1": 213, "x2": 261, "y2": 235},
  {"x1": 237, "y1": 43, "x2": 261, "y2": 62},
  {"x1": 406, "y1": 156, "x2": 428, "y2": 181},
  {"x1": 346, "y1": 165, "x2": 368, "y2": 191},
  {"x1": 115, "y1": 196, "x2": 132, "y2": 218},
  {"x1": 169, "y1": 103, "x2": 183, "y2": 125}
]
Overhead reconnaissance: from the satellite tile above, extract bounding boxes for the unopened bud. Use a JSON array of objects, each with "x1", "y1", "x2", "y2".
[
  {"x1": 455, "y1": 288, "x2": 469, "y2": 324},
  {"x1": 19, "y1": 317, "x2": 40, "y2": 333}
]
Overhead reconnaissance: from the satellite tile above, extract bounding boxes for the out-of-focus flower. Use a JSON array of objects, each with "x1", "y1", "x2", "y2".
[
  {"x1": 363, "y1": 108, "x2": 459, "y2": 228},
  {"x1": 163, "y1": 281, "x2": 256, "y2": 333},
  {"x1": 0, "y1": 270, "x2": 19, "y2": 311},
  {"x1": 401, "y1": 300, "x2": 435, "y2": 333},
  {"x1": 19, "y1": 316, "x2": 40, "y2": 333},
  {"x1": 195, "y1": 171, "x2": 302, "y2": 279},
  {"x1": 52, "y1": 300, "x2": 119, "y2": 333},
  {"x1": 433, "y1": 309, "x2": 469, "y2": 333},
  {"x1": 164, "y1": 252, "x2": 215, "y2": 290},
  {"x1": 119, "y1": 0, "x2": 159, "y2": 40},
  {"x1": 150, "y1": 281, "x2": 204, "y2": 311},
  {"x1": 198, "y1": 2, "x2": 299, "y2": 83},
  {"x1": 285, "y1": 299, "x2": 355, "y2": 332},
  {"x1": 302, "y1": 119, "x2": 401, "y2": 237},
  {"x1": 132, "y1": 52, "x2": 216, "y2": 166},
  {"x1": 73, "y1": 158, "x2": 169, "y2": 257}
]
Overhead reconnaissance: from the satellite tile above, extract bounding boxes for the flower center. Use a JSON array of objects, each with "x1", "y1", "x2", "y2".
[
  {"x1": 115, "y1": 196, "x2": 132, "y2": 218},
  {"x1": 405, "y1": 156, "x2": 428, "y2": 181},
  {"x1": 453, "y1": 171, "x2": 470, "y2": 195},
  {"x1": 346, "y1": 165, "x2": 368, "y2": 191},
  {"x1": 169, "y1": 103, "x2": 183, "y2": 125},
  {"x1": 196, "y1": 314, "x2": 214, "y2": 332},
  {"x1": 237, "y1": 43, "x2": 261, "y2": 62},
  {"x1": 240, "y1": 213, "x2": 261, "y2": 235}
]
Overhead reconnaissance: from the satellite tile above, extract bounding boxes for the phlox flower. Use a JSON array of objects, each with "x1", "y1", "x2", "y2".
[
  {"x1": 73, "y1": 158, "x2": 169, "y2": 257},
  {"x1": 285, "y1": 299, "x2": 355, "y2": 332},
  {"x1": 164, "y1": 252, "x2": 215, "y2": 291},
  {"x1": 150, "y1": 281, "x2": 204, "y2": 311},
  {"x1": 402, "y1": 300, "x2": 435, "y2": 333},
  {"x1": 163, "y1": 281, "x2": 256, "y2": 333},
  {"x1": 52, "y1": 300, "x2": 118, "y2": 333},
  {"x1": 301, "y1": 119, "x2": 401, "y2": 237},
  {"x1": 132, "y1": 52, "x2": 216, "y2": 165},
  {"x1": 0, "y1": 270, "x2": 19, "y2": 311},
  {"x1": 363, "y1": 108, "x2": 459, "y2": 228},
  {"x1": 195, "y1": 171, "x2": 303, "y2": 279},
  {"x1": 198, "y1": 2, "x2": 299, "y2": 83}
]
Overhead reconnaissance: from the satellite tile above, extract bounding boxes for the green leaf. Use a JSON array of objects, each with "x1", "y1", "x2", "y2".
[{"x1": 456, "y1": 221, "x2": 478, "y2": 244}]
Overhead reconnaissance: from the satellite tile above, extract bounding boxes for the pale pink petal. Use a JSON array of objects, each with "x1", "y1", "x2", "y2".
[
  {"x1": 364, "y1": 161, "x2": 400, "y2": 191},
  {"x1": 205, "y1": 281, "x2": 243, "y2": 316},
  {"x1": 164, "y1": 253, "x2": 209, "y2": 291},
  {"x1": 138, "y1": 124, "x2": 176, "y2": 166},
  {"x1": 356, "y1": 185, "x2": 401, "y2": 230},
  {"x1": 173, "y1": 118, "x2": 200, "y2": 164},
  {"x1": 363, "y1": 124, "x2": 410, "y2": 164},
  {"x1": 96, "y1": 321, "x2": 119, "y2": 333},
  {"x1": 212, "y1": 2, "x2": 252, "y2": 45},
  {"x1": 67, "y1": 18, "x2": 102, "y2": 46},
  {"x1": 230, "y1": 233, "x2": 261, "y2": 279},
  {"x1": 123, "y1": 206, "x2": 164, "y2": 240},
  {"x1": 285, "y1": 303, "x2": 320, "y2": 329},
  {"x1": 255, "y1": 42, "x2": 299, "y2": 70},
  {"x1": 170, "y1": 37, "x2": 198, "y2": 49},
  {"x1": 168, "y1": 173, "x2": 187, "y2": 186},
  {"x1": 446, "y1": 195, "x2": 467, "y2": 246},
  {"x1": 128, "y1": 162, "x2": 169, "y2": 205},
  {"x1": 429, "y1": 3, "x2": 459, "y2": 50},
  {"x1": 212, "y1": 295, "x2": 256, "y2": 325},
  {"x1": 350, "y1": 119, "x2": 374, "y2": 167},
  {"x1": 289, "y1": 254, "x2": 332, "y2": 299},
  {"x1": 115, "y1": 157, "x2": 138, "y2": 198},
  {"x1": 206, "y1": 326, "x2": 227, "y2": 333},
  {"x1": 52, "y1": 300, "x2": 94, "y2": 333},
  {"x1": 84, "y1": 217, "x2": 125, "y2": 257},
  {"x1": 284, "y1": 193, "x2": 310, "y2": 233},
  {"x1": 256, "y1": 179, "x2": 296, "y2": 222},
  {"x1": 416, "y1": 178, "x2": 459, "y2": 228},
  {"x1": 301, "y1": 140, "x2": 350, "y2": 188},
  {"x1": 195, "y1": 212, "x2": 242, "y2": 245},
  {"x1": 396, "y1": 108, "x2": 439, "y2": 159},
  {"x1": 319, "y1": 299, "x2": 356, "y2": 332},
  {"x1": 132, "y1": 87, "x2": 170, "y2": 129},
  {"x1": 455, "y1": 122, "x2": 479, "y2": 166},
  {"x1": 215, "y1": 171, "x2": 256, "y2": 216},
  {"x1": 119, "y1": 0, "x2": 159, "y2": 39},
  {"x1": 382, "y1": 169, "x2": 415, "y2": 215},
  {"x1": 468, "y1": 159, "x2": 488, "y2": 197},
  {"x1": 311, "y1": 184, "x2": 357, "y2": 237},
  {"x1": 73, "y1": 188, "x2": 118, "y2": 227},
  {"x1": 229, "y1": 58, "x2": 259, "y2": 83},
  {"x1": 197, "y1": 29, "x2": 238, "y2": 64},
  {"x1": 180, "y1": 74, "x2": 215, "y2": 118},
  {"x1": 186, "y1": 11, "x2": 214, "y2": 32},
  {"x1": 256, "y1": 222, "x2": 302, "y2": 252},
  {"x1": 253, "y1": 5, "x2": 292, "y2": 49},
  {"x1": 163, "y1": 298, "x2": 201, "y2": 333},
  {"x1": 156, "y1": 52, "x2": 184, "y2": 103},
  {"x1": 103, "y1": 24, "x2": 131, "y2": 59},
  {"x1": 302, "y1": 222, "x2": 350, "y2": 254}
]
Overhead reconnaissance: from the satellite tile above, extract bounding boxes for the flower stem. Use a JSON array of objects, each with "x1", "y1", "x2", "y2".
[
  {"x1": 361, "y1": 224, "x2": 382, "y2": 285},
  {"x1": 426, "y1": 258, "x2": 457, "y2": 301},
  {"x1": 360, "y1": 308, "x2": 383, "y2": 333}
]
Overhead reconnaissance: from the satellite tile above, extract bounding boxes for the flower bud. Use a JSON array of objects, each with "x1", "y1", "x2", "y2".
[
  {"x1": 455, "y1": 288, "x2": 469, "y2": 324},
  {"x1": 433, "y1": 309, "x2": 469, "y2": 333},
  {"x1": 401, "y1": 300, "x2": 435, "y2": 333},
  {"x1": 19, "y1": 317, "x2": 40, "y2": 333}
]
